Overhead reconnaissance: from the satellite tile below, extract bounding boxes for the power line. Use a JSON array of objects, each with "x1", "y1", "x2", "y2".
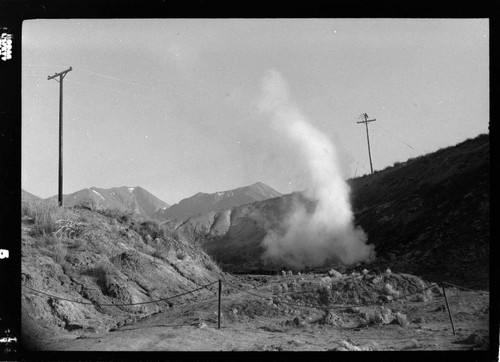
[{"x1": 373, "y1": 123, "x2": 420, "y2": 153}]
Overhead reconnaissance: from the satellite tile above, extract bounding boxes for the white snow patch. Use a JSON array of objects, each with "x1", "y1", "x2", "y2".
[
  {"x1": 92, "y1": 189, "x2": 105, "y2": 201},
  {"x1": 128, "y1": 187, "x2": 134, "y2": 193}
]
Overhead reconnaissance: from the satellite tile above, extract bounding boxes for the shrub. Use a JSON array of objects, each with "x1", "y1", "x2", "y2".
[
  {"x1": 203, "y1": 257, "x2": 221, "y2": 272},
  {"x1": 88, "y1": 260, "x2": 116, "y2": 289},
  {"x1": 41, "y1": 231, "x2": 58, "y2": 247},
  {"x1": 97, "y1": 208, "x2": 133, "y2": 226},
  {"x1": 23, "y1": 200, "x2": 58, "y2": 237},
  {"x1": 176, "y1": 250, "x2": 187, "y2": 260},
  {"x1": 74, "y1": 198, "x2": 101, "y2": 211},
  {"x1": 54, "y1": 219, "x2": 89, "y2": 239},
  {"x1": 133, "y1": 220, "x2": 165, "y2": 242},
  {"x1": 151, "y1": 248, "x2": 166, "y2": 260},
  {"x1": 52, "y1": 241, "x2": 67, "y2": 265}
]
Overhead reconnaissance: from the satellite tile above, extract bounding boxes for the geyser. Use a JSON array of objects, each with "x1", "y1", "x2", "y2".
[{"x1": 257, "y1": 70, "x2": 375, "y2": 269}]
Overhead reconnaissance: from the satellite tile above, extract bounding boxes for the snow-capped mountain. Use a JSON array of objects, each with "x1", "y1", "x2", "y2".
[
  {"x1": 153, "y1": 182, "x2": 282, "y2": 221},
  {"x1": 47, "y1": 186, "x2": 170, "y2": 219}
]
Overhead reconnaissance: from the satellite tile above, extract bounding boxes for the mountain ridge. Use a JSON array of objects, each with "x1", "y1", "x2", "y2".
[
  {"x1": 170, "y1": 134, "x2": 489, "y2": 288},
  {"x1": 42, "y1": 186, "x2": 170, "y2": 219},
  {"x1": 153, "y1": 182, "x2": 282, "y2": 221}
]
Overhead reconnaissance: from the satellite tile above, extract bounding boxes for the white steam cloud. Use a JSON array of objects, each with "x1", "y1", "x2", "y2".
[{"x1": 257, "y1": 70, "x2": 375, "y2": 269}]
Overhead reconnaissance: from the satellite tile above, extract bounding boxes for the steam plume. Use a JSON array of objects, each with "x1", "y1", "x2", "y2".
[{"x1": 257, "y1": 70, "x2": 375, "y2": 269}]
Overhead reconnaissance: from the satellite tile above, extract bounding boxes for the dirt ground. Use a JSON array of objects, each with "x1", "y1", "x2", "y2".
[{"x1": 23, "y1": 273, "x2": 490, "y2": 352}]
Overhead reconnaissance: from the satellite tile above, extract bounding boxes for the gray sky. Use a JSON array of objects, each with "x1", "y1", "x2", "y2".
[{"x1": 22, "y1": 19, "x2": 489, "y2": 204}]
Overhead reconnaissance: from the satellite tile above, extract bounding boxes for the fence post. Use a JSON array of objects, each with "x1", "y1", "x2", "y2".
[
  {"x1": 218, "y1": 279, "x2": 222, "y2": 330},
  {"x1": 441, "y1": 283, "x2": 455, "y2": 335}
]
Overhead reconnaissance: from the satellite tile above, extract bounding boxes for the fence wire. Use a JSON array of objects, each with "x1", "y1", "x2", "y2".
[
  {"x1": 22, "y1": 281, "x2": 219, "y2": 307},
  {"x1": 22, "y1": 274, "x2": 487, "y2": 328}
]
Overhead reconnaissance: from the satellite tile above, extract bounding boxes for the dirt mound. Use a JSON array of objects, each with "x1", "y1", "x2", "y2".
[
  {"x1": 265, "y1": 269, "x2": 434, "y2": 308},
  {"x1": 21, "y1": 203, "x2": 224, "y2": 347}
]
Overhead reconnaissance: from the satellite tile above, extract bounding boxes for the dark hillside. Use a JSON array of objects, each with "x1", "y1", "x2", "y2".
[
  {"x1": 349, "y1": 134, "x2": 489, "y2": 288},
  {"x1": 170, "y1": 134, "x2": 489, "y2": 290}
]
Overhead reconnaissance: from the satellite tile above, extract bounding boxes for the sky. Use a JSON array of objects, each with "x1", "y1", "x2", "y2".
[{"x1": 22, "y1": 19, "x2": 489, "y2": 205}]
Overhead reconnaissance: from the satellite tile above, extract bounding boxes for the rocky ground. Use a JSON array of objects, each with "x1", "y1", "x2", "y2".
[{"x1": 22, "y1": 269, "x2": 489, "y2": 352}]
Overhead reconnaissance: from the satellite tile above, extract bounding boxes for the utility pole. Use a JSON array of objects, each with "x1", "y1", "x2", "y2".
[
  {"x1": 357, "y1": 113, "x2": 376, "y2": 174},
  {"x1": 48, "y1": 67, "x2": 72, "y2": 207}
]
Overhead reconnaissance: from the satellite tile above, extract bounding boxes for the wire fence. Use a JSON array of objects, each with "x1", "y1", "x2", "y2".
[
  {"x1": 22, "y1": 274, "x2": 488, "y2": 334},
  {"x1": 22, "y1": 281, "x2": 219, "y2": 307}
]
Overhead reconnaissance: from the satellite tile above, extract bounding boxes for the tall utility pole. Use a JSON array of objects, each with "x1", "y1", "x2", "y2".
[
  {"x1": 48, "y1": 67, "x2": 72, "y2": 207},
  {"x1": 357, "y1": 113, "x2": 376, "y2": 174}
]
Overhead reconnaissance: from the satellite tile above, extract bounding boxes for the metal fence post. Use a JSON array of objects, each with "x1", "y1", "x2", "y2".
[
  {"x1": 218, "y1": 279, "x2": 222, "y2": 329},
  {"x1": 441, "y1": 283, "x2": 455, "y2": 335}
]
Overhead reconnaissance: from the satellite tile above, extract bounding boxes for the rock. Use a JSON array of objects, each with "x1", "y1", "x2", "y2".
[
  {"x1": 292, "y1": 316, "x2": 306, "y2": 327},
  {"x1": 402, "y1": 339, "x2": 420, "y2": 349},
  {"x1": 328, "y1": 269, "x2": 343, "y2": 278},
  {"x1": 385, "y1": 268, "x2": 392, "y2": 276},
  {"x1": 465, "y1": 333, "x2": 486, "y2": 346},
  {"x1": 395, "y1": 312, "x2": 409, "y2": 328},
  {"x1": 320, "y1": 276, "x2": 332, "y2": 284},
  {"x1": 379, "y1": 307, "x2": 394, "y2": 324},
  {"x1": 339, "y1": 340, "x2": 378, "y2": 351},
  {"x1": 415, "y1": 293, "x2": 428, "y2": 302},
  {"x1": 383, "y1": 283, "x2": 395, "y2": 295},
  {"x1": 362, "y1": 306, "x2": 394, "y2": 325},
  {"x1": 287, "y1": 339, "x2": 303, "y2": 346},
  {"x1": 288, "y1": 271, "x2": 293, "y2": 276},
  {"x1": 323, "y1": 310, "x2": 344, "y2": 326}
]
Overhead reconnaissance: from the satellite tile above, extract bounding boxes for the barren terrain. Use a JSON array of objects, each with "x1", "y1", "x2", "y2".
[
  {"x1": 23, "y1": 271, "x2": 489, "y2": 352},
  {"x1": 18, "y1": 134, "x2": 491, "y2": 354}
]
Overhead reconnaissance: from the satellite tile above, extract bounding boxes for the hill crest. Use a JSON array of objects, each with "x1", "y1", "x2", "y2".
[
  {"x1": 153, "y1": 182, "x2": 282, "y2": 221},
  {"x1": 44, "y1": 186, "x2": 170, "y2": 219}
]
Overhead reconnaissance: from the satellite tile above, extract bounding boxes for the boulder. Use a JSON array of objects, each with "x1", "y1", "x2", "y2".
[
  {"x1": 465, "y1": 333, "x2": 487, "y2": 346},
  {"x1": 328, "y1": 269, "x2": 343, "y2": 278},
  {"x1": 323, "y1": 310, "x2": 344, "y2": 326}
]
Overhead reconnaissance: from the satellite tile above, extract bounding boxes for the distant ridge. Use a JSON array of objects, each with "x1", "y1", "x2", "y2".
[
  {"x1": 153, "y1": 182, "x2": 282, "y2": 221},
  {"x1": 46, "y1": 186, "x2": 170, "y2": 219},
  {"x1": 21, "y1": 189, "x2": 42, "y2": 202}
]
